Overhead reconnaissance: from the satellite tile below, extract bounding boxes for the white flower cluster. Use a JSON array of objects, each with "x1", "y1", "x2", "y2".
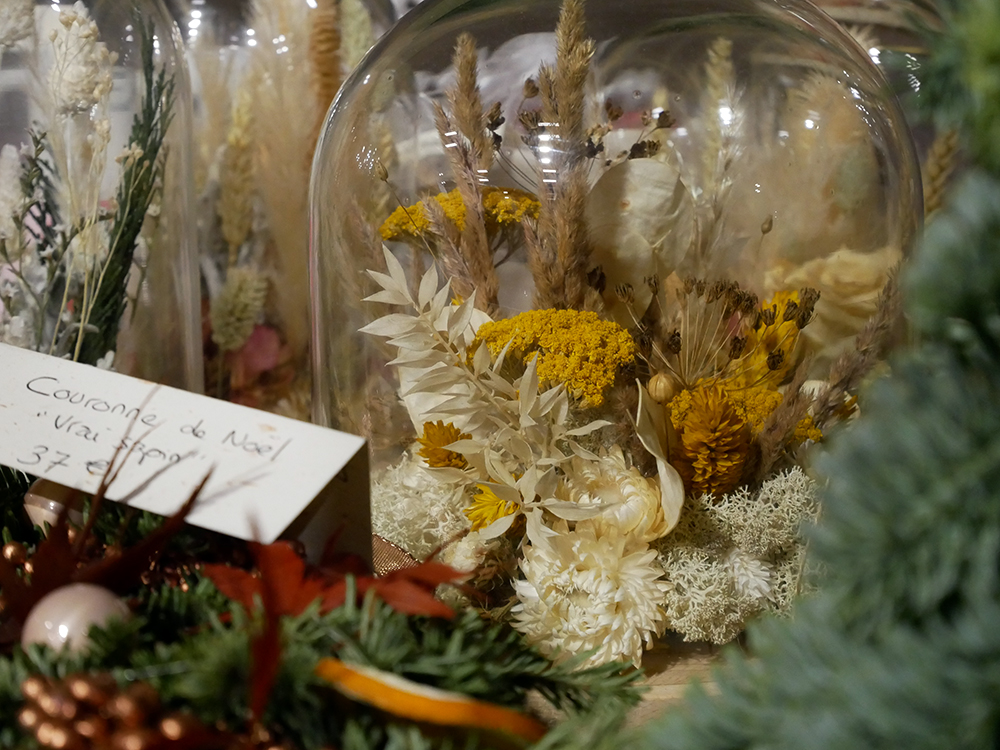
[
  {"x1": 0, "y1": 0, "x2": 33, "y2": 49},
  {"x1": 656, "y1": 467, "x2": 819, "y2": 643},
  {"x1": 48, "y1": 3, "x2": 115, "y2": 115},
  {"x1": 371, "y1": 453, "x2": 470, "y2": 561},
  {"x1": 513, "y1": 517, "x2": 669, "y2": 667}
]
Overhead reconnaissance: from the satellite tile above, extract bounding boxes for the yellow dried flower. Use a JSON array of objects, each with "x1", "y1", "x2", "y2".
[
  {"x1": 670, "y1": 383, "x2": 751, "y2": 498},
  {"x1": 464, "y1": 484, "x2": 517, "y2": 531},
  {"x1": 210, "y1": 267, "x2": 269, "y2": 352},
  {"x1": 473, "y1": 309, "x2": 635, "y2": 406},
  {"x1": 417, "y1": 420, "x2": 470, "y2": 469},
  {"x1": 481, "y1": 186, "x2": 541, "y2": 229},
  {"x1": 730, "y1": 291, "x2": 802, "y2": 388},
  {"x1": 380, "y1": 189, "x2": 466, "y2": 240},
  {"x1": 379, "y1": 186, "x2": 540, "y2": 242},
  {"x1": 725, "y1": 382, "x2": 823, "y2": 443}
]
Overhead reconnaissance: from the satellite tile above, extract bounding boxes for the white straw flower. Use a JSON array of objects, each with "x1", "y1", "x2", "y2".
[
  {"x1": 0, "y1": 0, "x2": 33, "y2": 49},
  {"x1": 48, "y1": 3, "x2": 114, "y2": 115},
  {"x1": 512, "y1": 519, "x2": 668, "y2": 667},
  {"x1": 556, "y1": 447, "x2": 668, "y2": 542},
  {"x1": 0, "y1": 145, "x2": 23, "y2": 246},
  {"x1": 724, "y1": 547, "x2": 773, "y2": 602}
]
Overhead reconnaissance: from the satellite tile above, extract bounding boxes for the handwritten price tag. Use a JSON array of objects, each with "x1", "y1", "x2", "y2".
[{"x1": 0, "y1": 344, "x2": 370, "y2": 561}]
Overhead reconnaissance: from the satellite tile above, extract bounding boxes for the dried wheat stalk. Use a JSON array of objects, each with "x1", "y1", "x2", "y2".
[
  {"x1": 309, "y1": 0, "x2": 342, "y2": 152},
  {"x1": 812, "y1": 270, "x2": 902, "y2": 429},
  {"x1": 448, "y1": 33, "x2": 493, "y2": 171},
  {"x1": 754, "y1": 358, "x2": 813, "y2": 482},
  {"x1": 249, "y1": 0, "x2": 317, "y2": 356},
  {"x1": 923, "y1": 129, "x2": 959, "y2": 218},
  {"x1": 529, "y1": 0, "x2": 595, "y2": 310},
  {"x1": 434, "y1": 103, "x2": 499, "y2": 313}
]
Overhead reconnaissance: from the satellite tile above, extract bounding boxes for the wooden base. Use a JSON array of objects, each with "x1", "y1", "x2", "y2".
[{"x1": 627, "y1": 635, "x2": 720, "y2": 727}]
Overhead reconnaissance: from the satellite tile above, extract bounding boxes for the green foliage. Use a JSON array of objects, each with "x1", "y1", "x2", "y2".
[{"x1": 0, "y1": 577, "x2": 639, "y2": 750}]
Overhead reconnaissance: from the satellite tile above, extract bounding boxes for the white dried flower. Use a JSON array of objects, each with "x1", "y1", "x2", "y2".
[
  {"x1": 439, "y1": 530, "x2": 494, "y2": 573},
  {"x1": 556, "y1": 446, "x2": 668, "y2": 542},
  {"x1": 0, "y1": 145, "x2": 23, "y2": 245},
  {"x1": 95, "y1": 350, "x2": 115, "y2": 370},
  {"x1": 0, "y1": 0, "x2": 33, "y2": 49},
  {"x1": 370, "y1": 453, "x2": 470, "y2": 561},
  {"x1": 67, "y1": 222, "x2": 109, "y2": 278},
  {"x1": 1, "y1": 313, "x2": 34, "y2": 349},
  {"x1": 724, "y1": 547, "x2": 773, "y2": 602},
  {"x1": 48, "y1": 3, "x2": 115, "y2": 115},
  {"x1": 512, "y1": 519, "x2": 668, "y2": 667}
]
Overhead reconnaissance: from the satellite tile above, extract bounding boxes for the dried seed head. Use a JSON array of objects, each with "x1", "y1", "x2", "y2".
[
  {"x1": 518, "y1": 109, "x2": 542, "y2": 132},
  {"x1": 666, "y1": 329, "x2": 683, "y2": 354},
  {"x1": 486, "y1": 102, "x2": 504, "y2": 131},
  {"x1": 605, "y1": 100, "x2": 623, "y2": 121},
  {"x1": 760, "y1": 307, "x2": 777, "y2": 327},
  {"x1": 728, "y1": 335, "x2": 747, "y2": 360},
  {"x1": 707, "y1": 280, "x2": 728, "y2": 303},
  {"x1": 767, "y1": 350, "x2": 785, "y2": 371},
  {"x1": 761, "y1": 214, "x2": 774, "y2": 235},
  {"x1": 656, "y1": 109, "x2": 676, "y2": 129},
  {"x1": 523, "y1": 78, "x2": 540, "y2": 98},
  {"x1": 645, "y1": 275, "x2": 660, "y2": 296},
  {"x1": 683, "y1": 276, "x2": 696, "y2": 295},
  {"x1": 628, "y1": 139, "x2": 661, "y2": 159},
  {"x1": 373, "y1": 160, "x2": 388, "y2": 182},
  {"x1": 782, "y1": 299, "x2": 799, "y2": 322},
  {"x1": 615, "y1": 283, "x2": 635, "y2": 303}
]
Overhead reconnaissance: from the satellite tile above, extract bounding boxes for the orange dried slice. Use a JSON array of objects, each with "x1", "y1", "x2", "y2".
[{"x1": 315, "y1": 658, "x2": 547, "y2": 743}]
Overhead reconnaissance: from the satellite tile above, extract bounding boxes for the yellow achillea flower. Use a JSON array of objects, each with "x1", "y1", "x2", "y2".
[
  {"x1": 725, "y1": 383, "x2": 822, "y2": 443},
  {"x1": 473, "y1": 309, "x2": 635, "y2": 407},
  {"x1": 379, "y1": 187, "x2": 540, "y2": 242},
  {"x1": 464, "y1": 485, "x2": 518, "y2": 531},
  {"x1": 670, "y1": 383, "x2": 751, "y2": 498},
  {"x1": 481, "y1": 187, "x2": 540, "y2": 229},
  {"x1": 417, "y1": 421, "x2": 470, "y2": 469},
  {"x1": 380, "y1": 189, "x2": 466, "y2": 241},
  {"x1": 730, "y1": 291, "x2": 802, "y2": 388}
]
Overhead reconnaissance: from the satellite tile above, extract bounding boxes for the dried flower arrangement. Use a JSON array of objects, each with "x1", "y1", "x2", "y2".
[
  {"x1": 0, "y1": 4, "x2": 174, "y2": 370},
  {"x1": 329, "y1": 0, "x2": 911, "y2": 666},
  {"x1": 196, "y1": 0, "x2": 385, "y2": 417}
]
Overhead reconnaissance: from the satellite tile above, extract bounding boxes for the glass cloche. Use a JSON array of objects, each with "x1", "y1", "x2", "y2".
[
  {"x1": 167, "y1": 0, "x2": 396, "y2": 416},
  {"x1": 0, "y1": 0, "x2": 201, "y2": 390},
  {"x1": 310, "y1": 0, "x2": 921, "y2": 665}
]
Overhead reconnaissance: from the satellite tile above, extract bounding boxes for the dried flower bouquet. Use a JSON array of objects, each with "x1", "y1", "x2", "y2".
[
  {"x1": 353, "y1": 0, "x2": 904, "y2": 666},
  {"x1": 197, "y1": 0, "x2": 383, "y2": 416},
  {"x1": 0, "y1": 4, "x2": 173, "y2": 369}
]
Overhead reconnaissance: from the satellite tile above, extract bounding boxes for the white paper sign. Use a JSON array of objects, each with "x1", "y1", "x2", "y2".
[{"x1": 0, "y1": 343, "x2": 369, "y2": 553}]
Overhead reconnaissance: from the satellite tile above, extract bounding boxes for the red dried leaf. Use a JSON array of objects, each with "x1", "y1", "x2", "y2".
[
  {"x1": 201, "y1": 564, "x2": 261, "y2": 612},
  {"x1": 253, "y1": 542, "x2": 328, "y2": 618},
  {"x1": 320, "y1": 560, "x2": 468, "y2": 619},
  {"x1": 361, "y1": 577, "x2": 457, "y2": 619}
]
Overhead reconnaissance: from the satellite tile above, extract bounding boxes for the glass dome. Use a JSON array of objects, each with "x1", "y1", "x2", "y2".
[
  {"x1": 309, "y1": 0, "x2": 921, "y2": 662},
  {"x1": 169, "y1": 0, "x2": 396, "y2": 416},
  {"x1": 0, "y1": 0, "x2": 201, "y2": 390}
]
